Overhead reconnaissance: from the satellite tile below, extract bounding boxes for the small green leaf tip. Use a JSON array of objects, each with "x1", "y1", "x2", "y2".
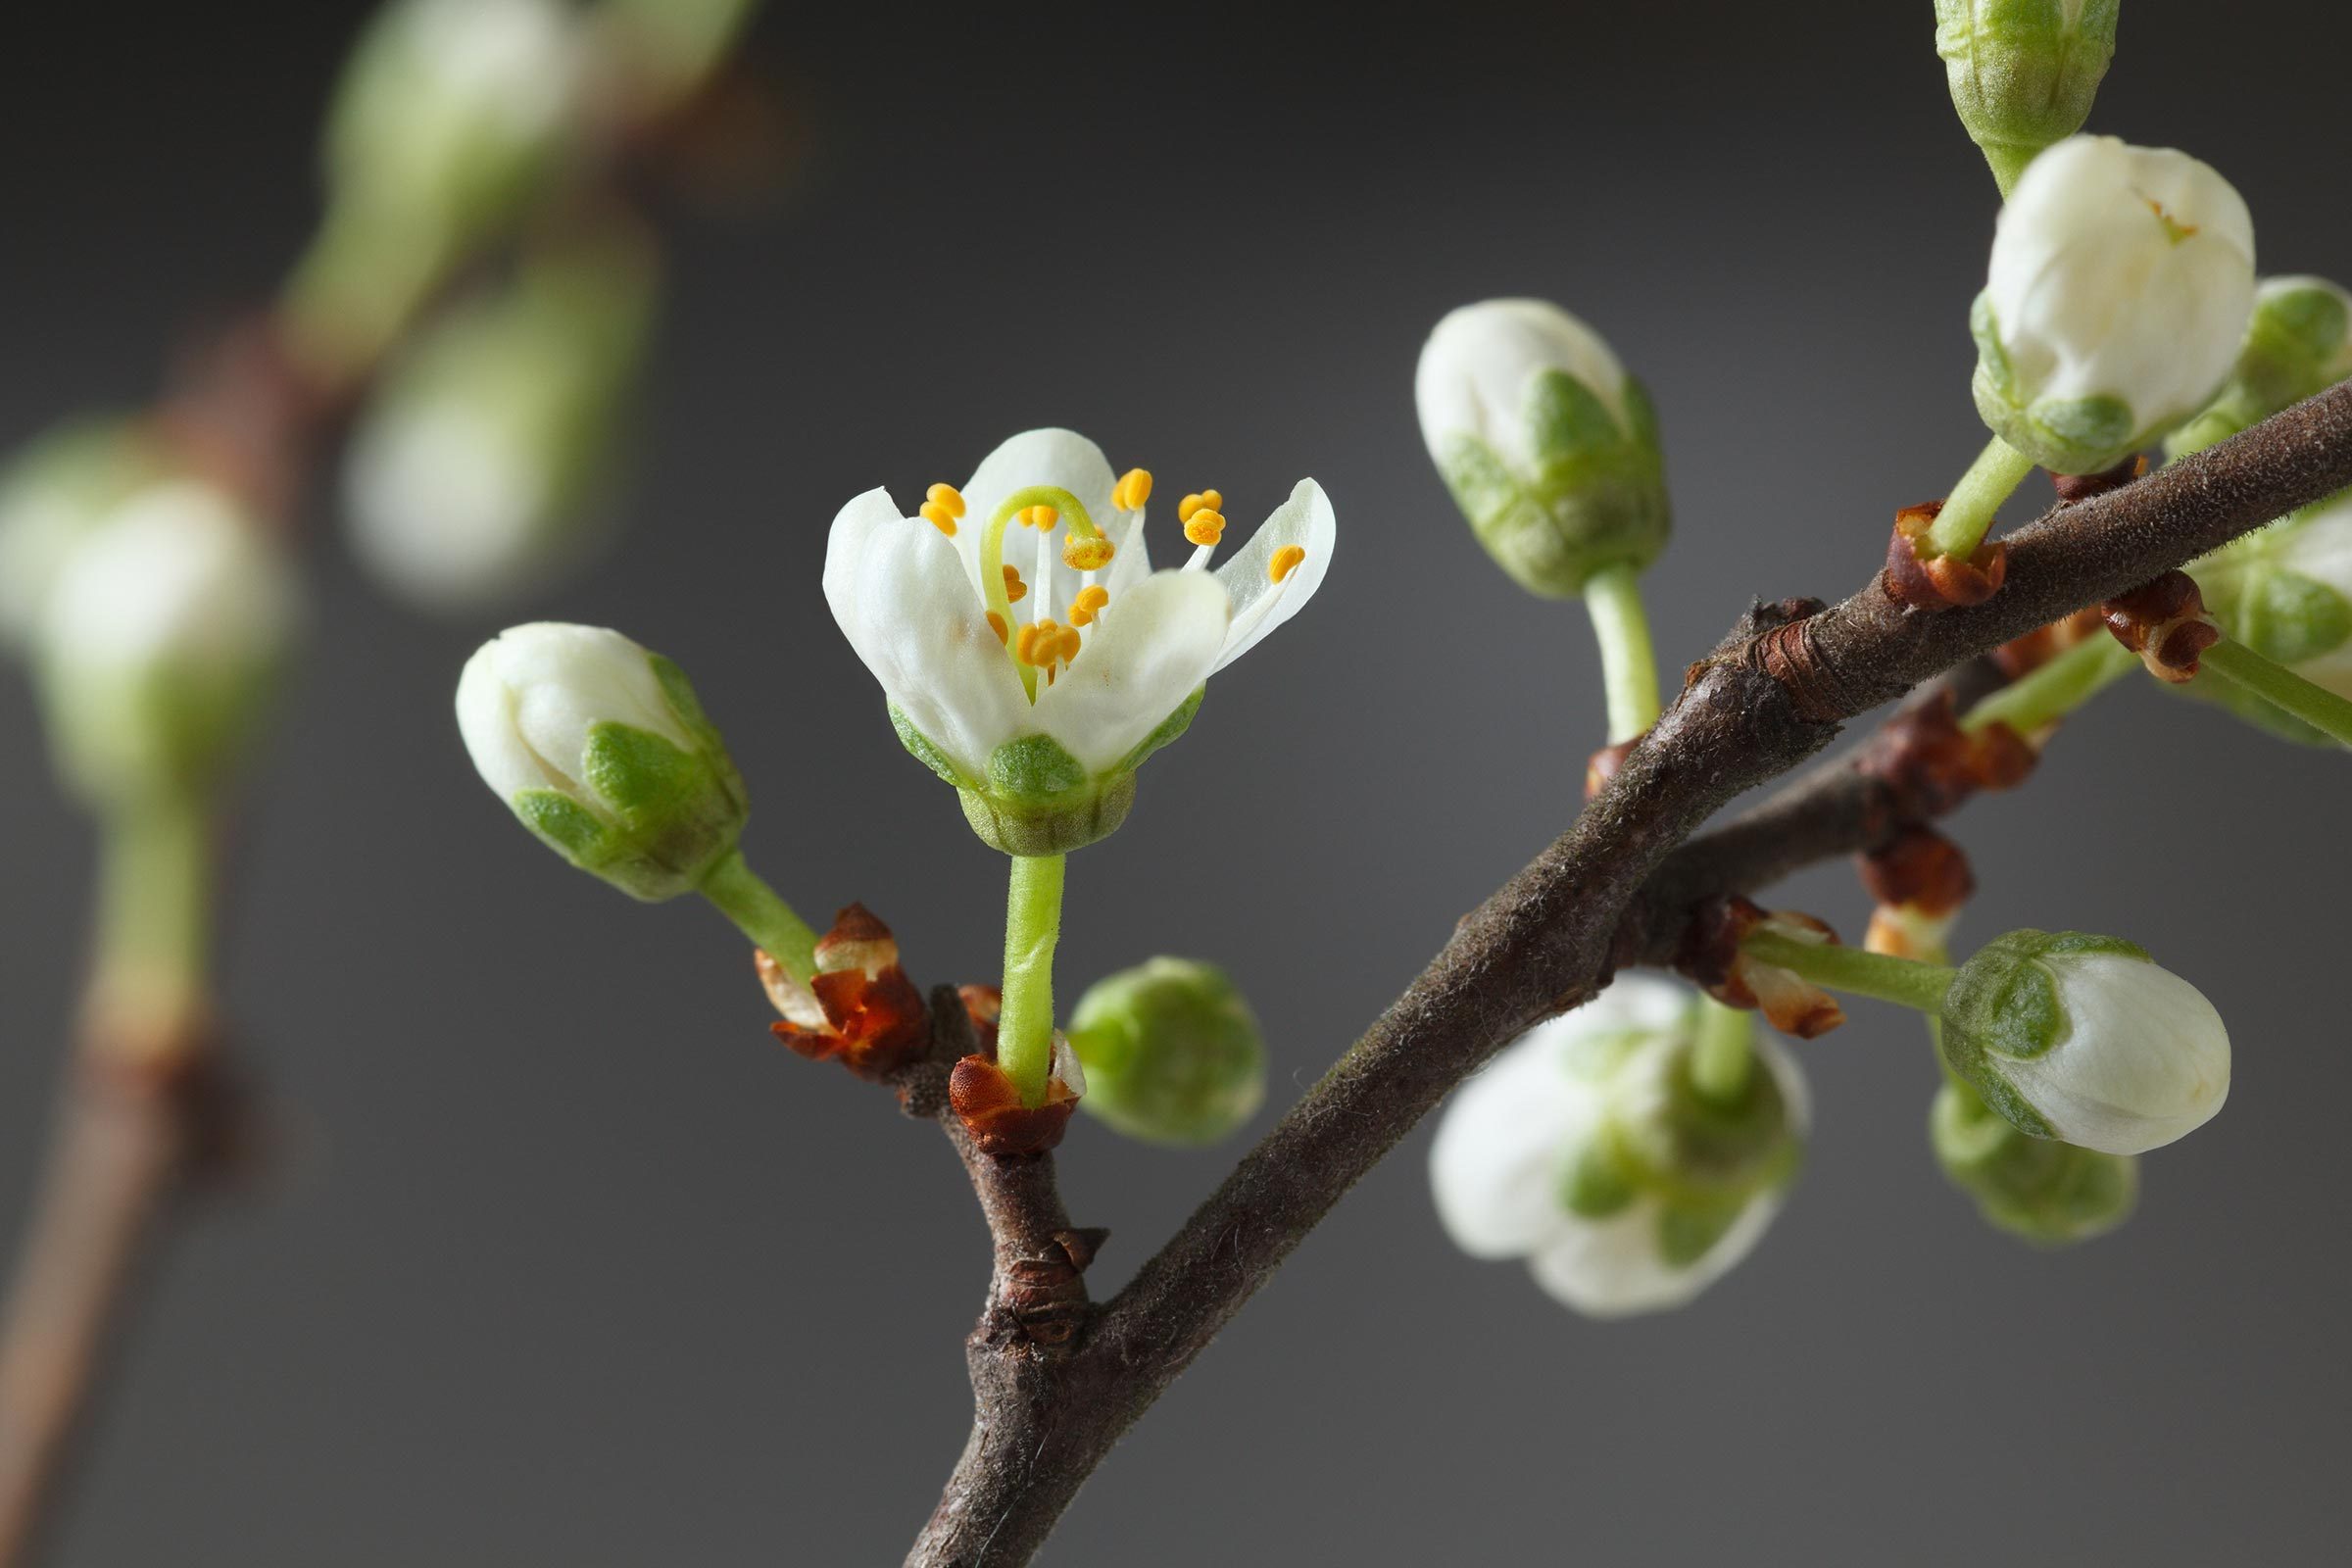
[
  {"x1": 457, "y1": 622, "x2": 750, "y2": 902},
  {"x1": 1067, "y1": 957, "x2": 1267, "y2": 1146},
  {"x1": 1932, "y1": 1078, "x2": 2138, "y2": 1246},
  {"x1": 1935, "y1": 1, "x2": 2119, "y2": 194},
  {"x1": 1417, "y1": 300, "x2": 1671, "y2": 600}
]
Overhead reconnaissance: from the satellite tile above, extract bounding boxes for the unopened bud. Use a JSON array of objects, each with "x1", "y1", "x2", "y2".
[
  {"x1": 455, "y1": 622, "x2": 748, "y2": 901},
  {"x1": 1932, "y1": 1077, "x2": 2137, "y2": 1245},
  {"x1": 2170, "y1": 276, "x2": 2352, "y2": 459},
  {"x1": 2185, "y1": 490, "x2": 2352, "y2": 744},
  {"x1": 1067, "y1": 958, "x2": 1266, "y2": 1146},
  {"x1": 1934, "y1": 1, "x2": 2118, "y2": 194},
  {"x1": 1415, "y1": 299, "x2": 1669, "y2": 599}
]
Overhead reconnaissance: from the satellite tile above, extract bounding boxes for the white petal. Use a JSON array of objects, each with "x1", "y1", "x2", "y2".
[
  {"x1": 1525, "y1": 1190, "x2": 1787, "y2": 1319},
  {"x1": 458, "y1": 621, "x2": 685, "y2": 807},
  {"x1": 1208, "y1": 478, "x2": 1335, "y2": 675},
  {"x1": 2005, "y1": 954, "x2": 2231, "y2": 1154},
  {"x1": 1415, "y1": 299, "x2": 1633, "y2": 471},
  {"x1": 1028, "y1": 568, "x2": 1227, "y2": 774},
  {"x1": 823, "y1": 486, "x2": 1030, "y2": 781},
  {"x1": 950, "y1": 428, "x2": 1120, "y2": 597},
  {"x1": 1429, "y1": 1037, "x2": 1598, "y2": 1259}
]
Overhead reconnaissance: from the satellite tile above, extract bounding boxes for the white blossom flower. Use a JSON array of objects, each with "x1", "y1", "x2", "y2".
[
  {"x1": 1414, "y1": 299, "x2": 1668, "y2": 598},
  {"x1": 1972, "y1": 134, "x2": 2255, "y2": 473},
  {"x1": 1429, "y1": 977, "x2": 1807, "y2": 1319},
  {"x1": 1939, "y1": 931, "x2": 2230, "y2": 1156},
  {"x1": 823, "y1": 428, "x2": 1334, "y2": 853},
  {"x1": 456, "y1": 622, "x2": 748, "y2": 900},
  {"x1": 35, "y1": 482, "x2": 300, "y2": 804}
]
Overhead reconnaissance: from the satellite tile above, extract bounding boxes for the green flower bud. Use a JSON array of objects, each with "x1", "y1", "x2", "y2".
[
  {"x1": 0, "y1": 418, "x2": 167, "y2": 650},
  {"x1": 1932, "y1": 1077, "x2": 2137, "y2": 1245},
  {"x1": 1066, "y1": 958, "x2": 1267, "y2": 1146},
  {"x1": 1415, "y1": 299, "x2": 1670, "y2": 599},
  {"x1": 1935, "y1": 1, "x2": 2119, "y2": 193},
  {"x1": 2180, "y1": 490, "x2": 2352, "y2": 745},
  {"x1": 2169, "y1": 276, "x2": 2352, "y2": 459},
  {"x1": 456, "y1": 622, "x2": 749, "y2": 901},
  {"x1": 1939, "y1": 930, "x2": 2230, "y2": 1156},
  {"x1": 345, "y1": 231, "x2": 658, "y2": 612},
  {"x1": 33, "y1": 482, "x2": 301, "y2": 808}
]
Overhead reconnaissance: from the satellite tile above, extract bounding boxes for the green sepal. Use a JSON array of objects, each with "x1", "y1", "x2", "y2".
[
  {"x1": 889, "y1": 702, "x2": 976, "y2": 787},
  {"x1": 1436, "y1": 427, "x2": 1669, "y2": 601},
  {"x1": 584, "y1": 720, "x2": 706, "y2": 818},
  {"x1": 959, "y1": 772, "x2": 1137, "y2": 856},
  {"x1": 987, "y1": 732, "x2": 1088, "y2": 803},
  {"x1": 1524, "y1": 368, "x2": 1623, "y2": 465},
  {"x1": 1939, "y1": 929, "x2": 2149, "y2": 1140},
  {"x1": 1112, "y1": 687, "x2": 1203, "y2": 776},
  {"x1": 1970, "y1": 293, "x2": 2015, "y2": 403},
  {"x1": 1935, "y1": 0, "x2": 2118, "y2": 187},
  {"x1": 512, "y1": 787, "x2": 610, "y2": 859},
  {"x1": 1932, "y1": 1079, "x2": 2137, "y2": 1246},
  {"x1": 1558, "y1": 1141, "x2": 1638, "y2": 1219},
  {"x1": 1654, "y1": 1196, "x2": 1744, "y2": 1270}
]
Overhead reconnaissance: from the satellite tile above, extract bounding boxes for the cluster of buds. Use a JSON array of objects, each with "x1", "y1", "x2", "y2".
[
  {"x1": 1678, "y1": 898, "x2": 1844, "y2": 1039},
  {"x1": 1429, "y1": 978, "x2": 1807, "y2": 1317},
  {"x1": 760, "y1": 906, "x2": 925, "y2": 1081},
  {"x1": 948, "y1": 988, "x2": 1088, "y2": 1160},
  {"x1": 1861, "y1": 825, "x2": 1976, "y2": 961}
]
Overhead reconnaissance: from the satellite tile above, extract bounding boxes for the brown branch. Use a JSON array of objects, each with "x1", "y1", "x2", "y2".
[
  {"x1": 0, "y1": 1031, "x2": 246, "y2": 1566},
  {"x1": 904, "y1": 380, "x2": 2352, "y2": 1564}
]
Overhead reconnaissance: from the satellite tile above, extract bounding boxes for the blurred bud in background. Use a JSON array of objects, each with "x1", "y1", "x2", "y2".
[
  {"x1": 0, "y1": 418, "x2": 170, "y2": 650},
  {"x1": 2170, "y1": 276, "x2": 2352, "y2": 459},
  {"x1": 1066, "y1": 958, "x2": 1267, "y2": 1146},
  {"x1": 1932, "y1": 1076, "x2": 2137, "y2": 1245},
  {"x1": 592, "y1": 0, "x2": 763, "y2": 115},
  {"x1": 2179, "y1": 491, "x2": 2352, "y2": 744},
  {"x1": 31, "y1": 482, "x2": 302, "y2": 809},
  {"x1": 344, "y1": 222, "x2": 658, "y2": 612}
]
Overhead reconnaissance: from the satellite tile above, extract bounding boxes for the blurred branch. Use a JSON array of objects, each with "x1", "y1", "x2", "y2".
[{"x1": 903, "y1": 381, "x2": 2352, "y2": 1566}]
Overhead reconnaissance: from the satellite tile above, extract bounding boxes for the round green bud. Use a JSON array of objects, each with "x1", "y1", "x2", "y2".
[
  {"x1": 33, "y1": 482, "x2": 301, "y2": 808},
  {"x1": 2180, "y1": 491, "x2": 2352, "y2": 745},
  {"x1": 1415, "y1": 300, "x2": 1670, "y2": 599},
  {"x1": 1067, "y1": 958, "x2": 1267, "y2": 1146},
  {"x1": 1939, "y1": 930, "x2": 2230, "y2": 1156},
  {"x1": 1932, "y1": 1077, "x2": 2137, "y2": 1246},
  {"x1": 2169, "y1": 276, "x2": 2352, "y2": 459},
  {"x1": 456, "y1": 622, "x2": 749, "y2": 901},
  {"x1": 1935, "y1": 2, "x2": 2119, "y2": 193}
]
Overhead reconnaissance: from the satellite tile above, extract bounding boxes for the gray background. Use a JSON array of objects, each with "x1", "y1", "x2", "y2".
[{"x1": 3, "y1": 1, "x2": 2347, "y2": 1562}]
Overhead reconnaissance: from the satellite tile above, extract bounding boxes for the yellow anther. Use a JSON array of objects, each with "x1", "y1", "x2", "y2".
[
  {"x1": 1063, "y1": 535, "x2": 1115, "y2": 572},
  {"x1": 987, "y1": 611, "x2": 1008, "y2": 645},
  {"x1": 1057, "y1": 626, "x2": 1084, "y2": 662},
  {"x1": 919, "y1": 501, "x2": 959, "y2": 536},
  {"x1": 1019, "y1": 504, "x2": 1060, "y2": 530},
  {"x1": 1003, "y1": 564, "x2": 1027, "y2": 603},
  {"x1": 1177, "y1": 489, "x2": 1224, "y2": 523},
  {"x1": 1183, "y1": 510, "x2": 1226, "y2": 548},
  {"x1": 1067, "y1": 585, "x2": 1110, "y2": 627},
  {"x1": 1112, "y1": 468, "x2": 1153, "y2": 511},
  {"x1": 1269, "y1": 544, "x2": 1306, "y2": 583},
  {"x1": 925, "y1": 482, "x2": 967, "y2": 518}
]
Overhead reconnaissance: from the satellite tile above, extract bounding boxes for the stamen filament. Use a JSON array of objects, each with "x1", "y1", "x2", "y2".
[{"x1": 980, "y1": 485, "x2": 1103, "y2": 701}]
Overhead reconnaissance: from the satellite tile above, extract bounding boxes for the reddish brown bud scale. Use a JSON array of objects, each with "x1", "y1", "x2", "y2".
[
  {"x1": 2102, "y1": 569, "x2": 2220, "y2": 682},
  {"x1": 1993, "y1": 607, "x2": 2104, "y2": 679},
  {"x1": 1585, "y1": 736, "x2": 1641, "y2": 801},
  {"x1": 2049, "y1": 453, "x2": 2146, "y2": 504},
  {"x1": 1675, "y1": 898, "x2": 1846, "y2": 1038},
  {"x1": 766, "y1": 904, "x2": 929, "y2": 1080},
  {"x1": 1884, "y1": 502, "x2": 2008, "y2": 612},
  {"x1": 948, "y1": 1054, "x2": 1081, "y2": 1159},
  {"x1": 958, "y1": 984, "x2": 1004, "y2": 1055},
  {"x1": 1858, "y1": 824, "x2": 1976, "y2": 915},
  {"x1": 812, "y1": 901, "x2": 901, "y2": 977}
]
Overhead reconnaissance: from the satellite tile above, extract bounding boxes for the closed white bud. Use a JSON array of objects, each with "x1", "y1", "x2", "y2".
[
  {"x1": 1429, "y1": 978, "x2": 1805, "y2": 1318},
  {"x1": 345, "y1": 237, "x2": 656, "y2": 612},
  {"x1": 1972, "y1": 136, "x2": 2256, "y2": 474},
  {"x1": 456, "y1": 622, "x2": 748, "y2": 901},
  {"x1": 34, "y1": 482, "x2": 301, "y2": 806},
  {"x1": 1415, "y1": 299, "x2": 1669, "y2": 599},
  {"x1": 1939, "y1": 931, "x2": 2230, "y2": 1156}
]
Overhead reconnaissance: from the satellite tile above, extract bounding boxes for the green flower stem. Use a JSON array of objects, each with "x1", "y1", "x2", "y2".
[
  {"x1": 1690, "y1": 997, "x2": 1756, "y2": 1105},
  {"x1": 1962, "y1": 635, "x2": 2136, "y2": 735},
  {"x1": 1741, "y1": 929, "x2": 1958, "y2": 1015},
  {"x1": 698, "y1": 849, "x2": 817, "y2": 984},
  {"x1": 2200, "y1": 638, "x2": 2352, "y2": 748},
  {"x1": 1921, "y1": 436, "x2": 2037, "y2": 562},
  {"x1": 1582, "y1": 562, "x2": 1662, "y2": 743},
  {"x1": 91, "y1": 795, "x2": 215, "y2": 1049},
  {"x1": 999, "y1": 853, "x2": 1068, "y2": 1107},
  {"x1": 1981, "y1": 142, "x2": 2036, "y2": 201}
]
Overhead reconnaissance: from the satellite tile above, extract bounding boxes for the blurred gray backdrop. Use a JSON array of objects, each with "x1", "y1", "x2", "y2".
[{"x1": 3, "y1": 1, "x2": 2348, "y2": 1562}]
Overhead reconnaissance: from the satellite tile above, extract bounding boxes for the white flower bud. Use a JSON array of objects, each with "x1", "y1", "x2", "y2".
[
  {"x1": 1939, "y1": 931, "x2": 2230, "y2": 1156},
  {"x1": 344, "y1": 238, "x2": 655, "y2": 612},
  {"x1": 1415, "y1": 299, "x2": 1669, "y2": 599},
  {"x1": 325, "y1": 0, "x2": 582, "y2": 237},
  {"x1": 1429, "y1": 978, "x2": 1805, "y2": 1318},
  {"x1": 34, "y1": 482, "x2": 300, "y2": 806},
  {"x1": 456, "y1": 622, "x2": 749, "y2": 901},
  {"x1": 0, "y1": 419, "x2": 165, "y2": 649},
  {"x1": 1972, "y1": 136, "x2": 2256, "y2": 474}
]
